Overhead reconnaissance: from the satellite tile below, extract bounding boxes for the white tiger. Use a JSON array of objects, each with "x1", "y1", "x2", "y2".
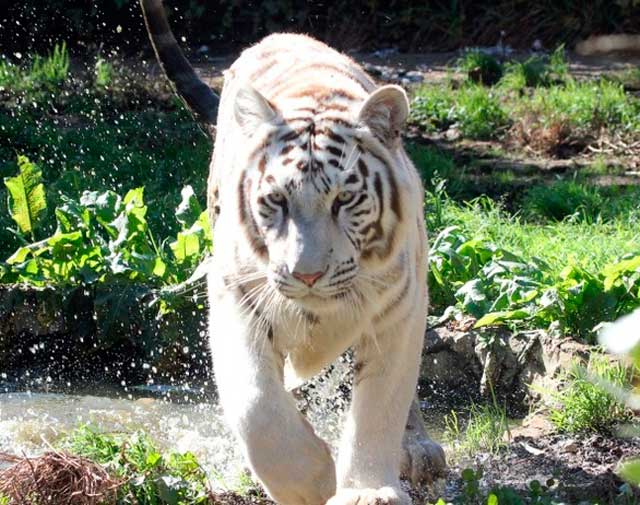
[{"x1": 140, "y1": 2, "x2": 446, "y2": 504}]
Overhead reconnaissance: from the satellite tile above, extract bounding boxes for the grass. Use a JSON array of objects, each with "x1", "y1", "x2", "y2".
[
  {"x1": 444, "y1": 390, "x2": 510, "y2": 458},
  {"x1": 426, "y1": 188, "x2": 640, "y2": 274},
  {"x1": 545, "y1": 353, "x2": 634, "y2": 434},
  {"x1": 411, "y1": 47, "x2": 640, "y2": 149}
]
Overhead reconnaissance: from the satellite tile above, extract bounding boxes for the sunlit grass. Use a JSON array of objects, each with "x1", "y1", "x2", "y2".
[{"x1": 544, "y1": 353, "x2": 634, "y2": 434}]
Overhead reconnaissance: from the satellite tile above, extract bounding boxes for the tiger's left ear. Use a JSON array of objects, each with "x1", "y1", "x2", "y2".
[{"x1": 358, "y1": 85, "x2": 409, "y2": 147}]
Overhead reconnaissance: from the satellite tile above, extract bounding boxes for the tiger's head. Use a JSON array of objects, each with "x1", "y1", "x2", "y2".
[{"x1": 234, "y1": 84, "x2": 409, "y2": 314}]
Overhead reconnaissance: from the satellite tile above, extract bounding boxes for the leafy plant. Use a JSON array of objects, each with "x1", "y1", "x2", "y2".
[
  {"x1": 1, "y1": 172, "x2": 212, "y2": 298},
  {"x1": 63, "y1": 426, "x2": 211, "y2": 504},
  {"x1": 3, "y1": 155, "x2": 47, "y2": 241},
  {"x1": 429, "y1": 467, "x2": 561, "y2": 505}
]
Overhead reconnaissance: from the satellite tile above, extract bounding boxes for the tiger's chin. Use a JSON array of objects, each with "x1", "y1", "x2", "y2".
[{"x1": 284, "y1": 290, "x2": 358, "y2": 317}]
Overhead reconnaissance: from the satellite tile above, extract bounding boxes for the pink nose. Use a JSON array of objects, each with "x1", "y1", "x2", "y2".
[{"x1": 292, "y1": 270, "x2": 324, "y2": 287}]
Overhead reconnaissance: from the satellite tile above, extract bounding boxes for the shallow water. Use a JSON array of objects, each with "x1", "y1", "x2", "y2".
[
  {"x1": 0, "y1": 368, "x2": 349, "y2": 490},
  {"x1": 0, "y1": 361, "x2": 445, "y2": 491},
  {"x1": 0, "y1": 390, "x2": 253, "y2": 489}
]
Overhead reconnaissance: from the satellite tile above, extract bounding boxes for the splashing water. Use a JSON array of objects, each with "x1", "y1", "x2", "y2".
[{"x1": 0, "y1": 361, "x2": 353, "y2": 489}]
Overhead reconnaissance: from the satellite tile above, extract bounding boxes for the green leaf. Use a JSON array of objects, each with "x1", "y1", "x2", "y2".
[
  {"x1": 170, "y1": 231, "x2": 200, "y2": 263},
  {"x1": 6, "y1": 246, "x2": 33, "y2": 265},
  {"x1": 603, "y1": 255, "x2": 640, "y2": 291},
  {"x1": 487, "y1": 494, "x2": 499, "y2": 505},
  {"x1": 619, "y1": 458, "x2": 640, "y2": 486},
  {"x1": 175, "y1": 185, "x2": 202, "y2": 228},
  {"x1": 475, "y1": 309, "x2": 530, "y2": 328},
  {"x1": 4, "y1": 155, "x2": 47, "y2": 237}
]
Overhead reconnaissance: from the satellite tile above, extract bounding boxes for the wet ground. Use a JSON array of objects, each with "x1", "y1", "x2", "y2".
[{"x1": 1, "y1": 388, "x2": 637, "y2": 503}]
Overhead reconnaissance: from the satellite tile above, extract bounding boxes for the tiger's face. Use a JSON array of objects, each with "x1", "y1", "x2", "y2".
[{"x1": 235, "y1": 84, "x2": 408, "y2": 312}]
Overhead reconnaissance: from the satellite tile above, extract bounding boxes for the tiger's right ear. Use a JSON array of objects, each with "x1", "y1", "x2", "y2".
[{"x1": 234, "y1": 84, "x2": 278, "y2": 137}]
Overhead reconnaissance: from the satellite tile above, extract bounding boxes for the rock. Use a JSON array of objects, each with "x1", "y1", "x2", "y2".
[{"x1": 420, "y1": 324, "x2": 591, "y2": 412}]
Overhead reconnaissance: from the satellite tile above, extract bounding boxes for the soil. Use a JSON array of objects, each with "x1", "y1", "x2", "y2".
[
  {"x1": 208, "y1": 420, "x2": 640, "y2": 504},
  {"x1": 430, "y1": 424, "x2": 640, "y2": 504}
]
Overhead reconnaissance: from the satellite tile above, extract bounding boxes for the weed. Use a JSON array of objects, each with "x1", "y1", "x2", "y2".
[
  {"x1": 410, "y1": 84, "x2": 456, "y2": 132},
  {"x1": 501, "y1": 57, "x2": 548, "y2": 91},
  {"x1": 62, "y1": 425, "x2": 212, "y2": 504},
  {"x1": 429, "y1": 467, "x2": 562, "y2": 504},
  {"x1": 94, "y1": 57, "x2": 114, "y2": 88},
  {"x1": 546, "y1": 353, "x2": 634, "y2": 434},
  {"x1": 0, "y1": 42, "x2": 69, "y2": 94},
  {"x1": 30, "y1": 42, "x2": 70, "y2": 86},
  {"x1": 457, "y1": 50, "x2": 503, "y2": 85}
]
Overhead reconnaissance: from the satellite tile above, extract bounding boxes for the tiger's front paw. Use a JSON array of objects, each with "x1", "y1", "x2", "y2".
[
  {"x1": 401, "y1": 434, "x2": 447, "y2": 485},
  {"x1": 326, "y1": 486, "x2": 410, "y2": 505}
]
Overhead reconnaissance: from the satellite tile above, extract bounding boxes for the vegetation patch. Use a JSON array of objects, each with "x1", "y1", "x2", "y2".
[
  {"x1": 544, "y1": 353, "x2": 634, "y2": 434},
  {"x1": 411, "y1": 48, "x2": 640, "y2": 155},
  {"x1": 444, "y1": 398, "x2": 511, "y2": 458}
]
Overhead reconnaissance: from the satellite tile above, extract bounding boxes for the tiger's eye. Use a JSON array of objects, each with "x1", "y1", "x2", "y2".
[
  {"x1": 337, "y1": 191, "x2": 354, "y2": 203},
  {"x1": 270, "y1": 191, "x2": 286, "y2": 203}
]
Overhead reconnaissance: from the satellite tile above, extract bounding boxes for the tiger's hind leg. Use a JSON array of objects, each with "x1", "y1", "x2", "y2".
[
  {"x1": 401, "y1": 396, "x2": 447, "y2": 485},
  {"x1": 209, "y1": 287, "x2": 336, "y2": 505}
]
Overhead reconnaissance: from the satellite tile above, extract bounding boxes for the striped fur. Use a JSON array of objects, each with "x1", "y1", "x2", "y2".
[
  {"x1": 204, "y1": 34, "x2": 446, "y2": 505},
  {"x1": 139, "y1": 5, "x2": 446, "y2": 500}
]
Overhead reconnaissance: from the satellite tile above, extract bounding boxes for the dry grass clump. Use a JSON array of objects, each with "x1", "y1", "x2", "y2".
[{"x1": 0, "y1": 451, "x2": 120, "y2": 505}]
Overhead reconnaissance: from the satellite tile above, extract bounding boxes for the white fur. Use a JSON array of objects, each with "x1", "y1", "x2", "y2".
[{"x1": 207, "y1": 33, "x2": 433, "y2": 505}]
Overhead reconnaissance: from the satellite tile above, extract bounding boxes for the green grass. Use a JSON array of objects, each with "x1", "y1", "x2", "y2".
[
  {"x1": 0, "y1": 42, "x2": 69, "y2": 93},
  {"x1": 411, "y1": 83, "x2": 508, "y2": 140},
  {"x1": 521, "y1": 181, "x2": 640, "y2": 222},
  {"x1": 518, "y1": 78, "x2": 640, "y2": 133},
  {"x1": 411, "y1": 48, "x2": 640, "y2": 145},
  {"x1": 545, "y1": 353, "x2": 634, "y2": 434},
  {"x1": 444, "y1": 400, "x2": 510, "y2": 457},
  {"x1": 429, "y1": 193, "x2": 640, "y2": 273}
]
